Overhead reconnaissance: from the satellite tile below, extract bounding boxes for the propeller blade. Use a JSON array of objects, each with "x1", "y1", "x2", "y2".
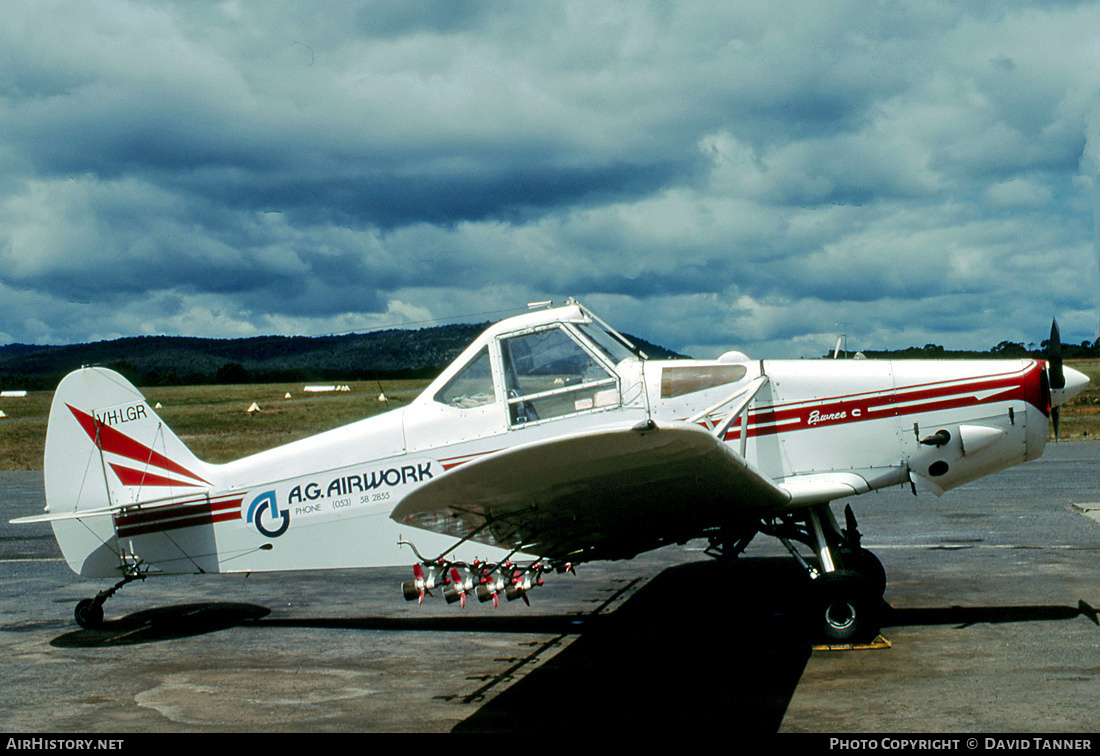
[{"x1": 1048, "y1": 318, "x2": 1065, "y2": 390}]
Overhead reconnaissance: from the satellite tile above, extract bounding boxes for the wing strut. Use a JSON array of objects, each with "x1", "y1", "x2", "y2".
[{"x1": 688, "y1": 374, "x2": 769, "y2": 451}]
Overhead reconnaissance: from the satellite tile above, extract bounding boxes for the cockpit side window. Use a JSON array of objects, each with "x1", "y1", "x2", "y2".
[
  {"x1": 500, "y1": 326, "x2": 619, "y2": 426},
  {"x1": 434, "y1": 346, "x2": 497, "y2": 409}
]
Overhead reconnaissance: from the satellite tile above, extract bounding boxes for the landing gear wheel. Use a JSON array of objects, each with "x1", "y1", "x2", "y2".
[
  {"x1": 842, "y1": 547, "x2": 886, "y2": 599},
  {"x1": 74, "y1": 598, "x2": 104, "y2": 629},
  {"x1": 813, "y1": 569, "x2": 880, "y2": 644}
]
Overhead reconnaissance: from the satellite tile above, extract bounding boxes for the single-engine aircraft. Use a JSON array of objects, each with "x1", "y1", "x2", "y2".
[{"x1": 11, "y1": 299, "x2": 1089, "y2": 642}]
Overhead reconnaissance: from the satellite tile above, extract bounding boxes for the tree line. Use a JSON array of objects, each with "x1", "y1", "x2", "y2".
[
  {"x1": 0, "y1": 324, "x2": 683, "y2": 391},
  {"x1": 2, "y1": 324, "x2": 1088, "y2": 393},
  {"x1": 847, "y1": 338, "x2": 1099, "y2": 361},
  {"x1": 0, "y1": 324, "x2": 490, "y2": 391}
]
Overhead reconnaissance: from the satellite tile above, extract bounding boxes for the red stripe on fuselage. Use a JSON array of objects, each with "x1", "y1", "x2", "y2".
[
  {"x1": 439, "y1": 448, "x2": 501, "y2": 471},
  {"x1": 114, "y1": 497, "x2": 242, "y2": 538},
  {"x1": 721, "y1": 361, "x2": 1044, "y2": 442}
]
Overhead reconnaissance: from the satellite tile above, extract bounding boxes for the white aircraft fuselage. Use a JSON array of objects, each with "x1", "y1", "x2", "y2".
[{"x1": 18, "y1": 301, "x2": 1087, "y2": 639}]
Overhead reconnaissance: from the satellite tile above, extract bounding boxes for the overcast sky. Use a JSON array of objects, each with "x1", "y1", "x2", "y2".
[{"x1": 2, "y1": 1, "x2": 1099, "y2": 358}]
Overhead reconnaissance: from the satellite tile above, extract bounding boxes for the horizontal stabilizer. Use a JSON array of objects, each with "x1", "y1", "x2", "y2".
[{"x1": 10, "y1": 490, "x2": 203, "y2": 525}]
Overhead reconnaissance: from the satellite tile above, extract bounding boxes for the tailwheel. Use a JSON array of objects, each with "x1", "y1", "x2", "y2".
[
  {"x1": 813, "y1": 569, "x2": 880, "y2": 644},
  {"x1": 73, "y1": 563, "x2": 146, "y2": 629},
  {"x1": 74, "y1": 598, "x2": 104, "y2": 630}
]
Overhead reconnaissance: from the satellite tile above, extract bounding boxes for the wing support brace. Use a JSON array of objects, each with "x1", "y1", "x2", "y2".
[{"x1": 688, "y1": 375, "x2": 769, "y2": 453}]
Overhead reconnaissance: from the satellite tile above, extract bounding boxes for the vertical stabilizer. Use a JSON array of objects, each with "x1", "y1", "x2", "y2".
[{"x1": 44, "y1": 368, "x2": 215, "y2": 577}]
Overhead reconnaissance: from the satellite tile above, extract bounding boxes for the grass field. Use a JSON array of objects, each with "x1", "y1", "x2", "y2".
[
  {"x1": 2, "y1": 362, "x2": 1099, "y2": 472},
  {"x1": 0, "y1": 379, "x2": 429, "y2": 471}
]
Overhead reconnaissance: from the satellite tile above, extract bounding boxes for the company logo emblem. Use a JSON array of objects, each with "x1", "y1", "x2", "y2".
[{"x1": 246, "y1": 491, "x2": 290, "y2": 538}]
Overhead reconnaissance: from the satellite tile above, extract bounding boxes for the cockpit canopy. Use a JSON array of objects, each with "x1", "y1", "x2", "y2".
[{"x1": 428, "y1": 301, "x2": 642, "y2": 428}]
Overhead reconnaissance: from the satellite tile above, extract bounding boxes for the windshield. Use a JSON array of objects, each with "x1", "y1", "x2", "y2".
[{"x1": 575, "y1": 322, "x2": 637, "y2": 364}]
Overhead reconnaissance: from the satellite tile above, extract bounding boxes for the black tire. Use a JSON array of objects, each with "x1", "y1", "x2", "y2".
[
  {"x1": 74, "y1": 598, "x2": 104, "y2": 629},
  {"x1": 842, "y1": 547, "x2": 887, "y2": 599},
  {"x1": 813, "y1": 570, "x2": 880, "y2": 643}
]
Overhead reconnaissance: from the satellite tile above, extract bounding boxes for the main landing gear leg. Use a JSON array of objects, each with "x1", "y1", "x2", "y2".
[
  {"x1": 74, "y1": 568, "x2": 146, "y2": 630},
  {"x1": 767, "y1": 504, "x2": 886, "y2": 643}
]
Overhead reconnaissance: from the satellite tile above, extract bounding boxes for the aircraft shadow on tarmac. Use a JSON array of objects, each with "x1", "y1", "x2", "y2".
[
  {"x1": 451, "y1": 561, "x2": 1100, "y2": 733},
  {"x1": 453, "y1": 558, "x2": 817, "y2": 733},
  {"x1": 46, "y1": 559, "x2": 816, "y2": 730},
  {"x1": 50, "y1": 602, "x2": 271, "y2": 648},
  {"x1": 46, "y1": 558, "x2": 1098, "y2": 732},
  {"x1": 882, "y1": 600, "x2": 1099, "y2": 629}
]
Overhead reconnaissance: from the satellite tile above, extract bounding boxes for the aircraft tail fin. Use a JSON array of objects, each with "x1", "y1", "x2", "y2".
[{"x1": 42, "y1": 367, "x2": 216, "y2": 577}]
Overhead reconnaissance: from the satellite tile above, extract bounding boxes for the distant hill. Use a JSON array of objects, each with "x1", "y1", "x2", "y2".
[
  {"x1": 835, "y1": 339, "x2": 1099, "y2": 361},
  {"x1": 0, "y1": 324, "x2": 685, "y2": 391}
]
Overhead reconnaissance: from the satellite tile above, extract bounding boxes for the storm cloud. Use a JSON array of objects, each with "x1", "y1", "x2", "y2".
[{"x1": 1, "y1": 1, "x2": 1097, "y2": 357}]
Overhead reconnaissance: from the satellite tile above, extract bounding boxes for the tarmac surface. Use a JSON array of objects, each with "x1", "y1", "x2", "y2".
[{"x1": 2, "y1": 441, "x2": 1099, "y2": 735}]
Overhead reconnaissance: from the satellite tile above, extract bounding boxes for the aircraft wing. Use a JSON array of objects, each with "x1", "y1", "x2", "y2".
[{"x1": 390, "y1": 421, "x2": 791, "y2": 563}]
